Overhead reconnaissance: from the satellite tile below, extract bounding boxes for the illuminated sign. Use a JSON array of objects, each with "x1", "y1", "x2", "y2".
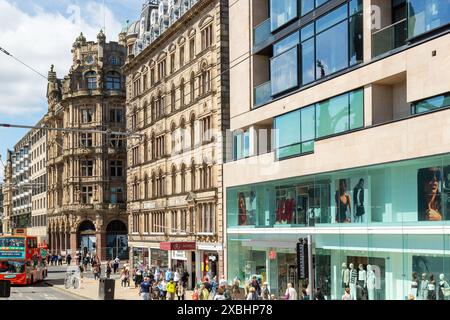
[{"x1": 0, "y1": 247, "x2": 26, "y2": 259}]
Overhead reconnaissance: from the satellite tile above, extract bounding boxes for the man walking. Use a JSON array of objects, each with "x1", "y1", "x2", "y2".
[
  {"x1": 66, "y1": 254, "x2": 72, "y2": 265},
  {"x1": 113, "y1": 257, "x2": 120, "y2": 274},
  {"x1": 166, "y1": 279, "x2": 176, "y2": 300},
  {"x1": 139, "y1": 277, "x2": 152, "y2": 300}
]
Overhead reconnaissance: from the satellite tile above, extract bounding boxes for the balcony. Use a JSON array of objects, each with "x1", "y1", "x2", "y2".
[
  {"x1": 372, "y1": 19, "x2": 407, "y2": 58},
  {"x1": 254, "y1": 81, "x2": 272, "y2": 108},
  {"x1": 253, "y1": 18, "x2": 271, "y2": 48}
]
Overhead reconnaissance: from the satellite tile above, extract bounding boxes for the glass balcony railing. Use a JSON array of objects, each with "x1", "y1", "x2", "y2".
[
  {"x1": 254, "y1": 81, "x2": 272, "y2": 108},
  {"x1": 253, "y1": 18, "x2": 271, "y2": 47},
  {"x1": 372, "y1": 19, "x2": 407, "y2": 58}
]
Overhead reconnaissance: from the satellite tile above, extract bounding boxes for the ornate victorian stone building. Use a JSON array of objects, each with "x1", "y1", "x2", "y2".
[
  {"x1": 123, "y1": 0, "x2": 229, "y2": 286},
  {"x1": 45, "y1": 31, "x2": 128, "y2": 260}
]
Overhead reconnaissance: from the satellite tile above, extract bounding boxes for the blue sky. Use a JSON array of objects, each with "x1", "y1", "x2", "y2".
[{"x1": 0, "y1": 0, "x2": 143, "y2": 181}]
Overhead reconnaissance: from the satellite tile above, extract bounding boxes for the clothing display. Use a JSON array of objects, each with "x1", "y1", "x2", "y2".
[
  {"x1": 410, "y1": 280, "x2": 418, "y2": 299},
  {"x1": 366, "y1": 266, "x2": 376, "y2": 301},
  {"x1": 427, "y1": 281, "x2": 436, "y2": 300},
  {"x1": 353, "y1": 183, "x2": 365, "y2": 221},
  {"x1": 419, "y1": 278, "x2": 429, "y2": 300},
  {"x1": 341, "y1": 265, "x2": 350, "y2": 288},
  {"x1": 349, "y1": 267, "x2": 358, "y2": 300},
  {"x1": 335, "y1": 192, "x2": 350, "y2": 223},
  {"x1": 276, "y1": 198, "x2": 296, "y2": 223}
]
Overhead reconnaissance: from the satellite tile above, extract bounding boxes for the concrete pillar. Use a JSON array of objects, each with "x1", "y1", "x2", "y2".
[{"x1": 168, "y1": 250, "x2": 173, "y2": 270}]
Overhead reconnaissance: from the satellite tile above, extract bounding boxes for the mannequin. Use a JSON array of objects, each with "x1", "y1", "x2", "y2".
[
  {"x1": 357, "y1": 264, "x2": 366, "y2": 300},
  {"x1": 353, "y1": 178, "x2": 365, "y2": 223},
  {"x1": 341, "y1": 262, "x2": 350, "y2": 289},
  {"x1": 438, "y1": 274, "x2": 450, "y2": 300},
  {"x1": 410, "y1": 272, "x2": 419, "y2": 299},
  {"x1": 366, "y1": 265, "x2": 376, "y2": 300},
  {"x1": 349, "y1": 263, "x2": 358, "y2": 300},
  {"x1": 427, "y1": 274, "x2": 436, "y2": 300},
  {"x1": 419, "y1": 273, "x2": 429, "y2": 300}
]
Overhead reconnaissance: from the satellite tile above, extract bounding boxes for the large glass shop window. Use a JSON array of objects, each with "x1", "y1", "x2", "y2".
[{"x1": 227, "y1": 153, "x2": 450, "y2": 228}]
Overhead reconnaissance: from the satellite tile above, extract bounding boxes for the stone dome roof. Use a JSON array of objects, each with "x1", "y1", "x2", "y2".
[{"x1": 127, "y1": 20, "x2": 140, "y2": 36}]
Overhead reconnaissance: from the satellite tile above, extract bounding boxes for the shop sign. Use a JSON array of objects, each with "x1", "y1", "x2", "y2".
[
  {"x1": 171, "y1": 250, "x2": 187, "y2": 260},
  {"x1": 160, "y1": 241, "x2": 196, "y2": 251},
  {"x1": 297, "y1": 239, "x2": 308, "y2": 280},
  {"x1": 208, "y1": 255, "x2": 217, "y2": 261}
]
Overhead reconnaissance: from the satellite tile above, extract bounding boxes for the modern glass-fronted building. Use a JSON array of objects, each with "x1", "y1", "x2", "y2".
[{"x1": 225, "y1": 0, "x2": 450, "y2": 300}]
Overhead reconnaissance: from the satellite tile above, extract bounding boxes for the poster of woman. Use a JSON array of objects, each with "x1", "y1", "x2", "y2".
[{"x1": 417, "y1": 167, "x2": 446, "y2": 221}]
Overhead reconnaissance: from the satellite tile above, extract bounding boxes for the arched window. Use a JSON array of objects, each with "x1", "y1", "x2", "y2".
[
  {"x1": 180, "y1": 118, "x2": 186, "y2": 152},
  {"x1": 144, "y1": 174, "x2": 149, "y2": 199},
  {"x1": 85, "y1": 71, "x2": 97, "y2": 89},
  {"x1": 191, "y1": 161, "x2": 196, "y2": 191},
  {"x1": 151, "y1": 171, "x2": 156, "y2": 198},
  {"x1": 181, "y1": 163, "x2": 186, "y2": 193},
  {"x1": 200, "y1": 63, "x2": 210, "y2": 95},
  {"x1": 143, "y1": 101, "x2": 148, "y2": 126},
  {"x1": 180, "y1": 78, "x2": 185, "y2": 107},
  {"x1": 171, "y1": 122, "x2": 176, "y2": 154},
  {"x1": 159, "y1": 169, "x2": 165, "y2": 197},
  {"x1": 171, "y1": 83, "x2": 176, "y2": 112},
  {"x1": 190, "y1": 72, "x2": 195, "y2": 103},
  {"x1": 150, "y1": 97, "x2": 155, "y2": 122},
  {"x1": 105, "y1": 71, "x2": 121, "y2": 90},
  {"x1": 190, "y1": 114, "x2": 195, "y2": 148},
  {"x1": 143, "y1": 134, "x2": 148, "y2": 162},
  {"x1": 151, "y1": 132, "x2": 156, "y2": 160},
  {"x1": 171, "y1": 165, "x2": 177, "y2": 195}
]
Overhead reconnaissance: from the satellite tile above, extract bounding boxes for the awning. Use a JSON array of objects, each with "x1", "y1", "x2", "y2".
[{"x1": 160, "y1": 241, "x2": 196, "y2": 251}]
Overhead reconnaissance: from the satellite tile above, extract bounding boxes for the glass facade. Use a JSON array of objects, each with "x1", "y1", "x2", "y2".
[
  {"x1": 227, "y1": 153, "x2": 450, "y2": 228},
  {"x1": 274, "y1": 88, "x2": 364, "y2": 160},
  {"x1": 411, "y1": 92, "x2": 450, "y2": 115},
  {"x1": 270, "y1": 0, "x2": 297, "y2": 31},
  {"x1": 408, "y1": 0, "x2": 450, "y2": 38},
  {"x1": 269, "y1": 1, "x2": 363, "y2": 96},
  {"x1": 233, "y1": 129, "x2": 250, "y2": 160},
  {"x1": 227, "y1": 232, "x2": 450, "y2": 300}
]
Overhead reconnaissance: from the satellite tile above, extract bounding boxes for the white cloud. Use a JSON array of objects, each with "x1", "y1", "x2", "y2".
[{"x1": 0, "y1": 0, "x2": 123, "y2": 116}]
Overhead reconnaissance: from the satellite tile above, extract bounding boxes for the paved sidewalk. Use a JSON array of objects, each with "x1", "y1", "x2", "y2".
[{"x1": 52, "y1": 272, "x2": 194, "y2": 300}]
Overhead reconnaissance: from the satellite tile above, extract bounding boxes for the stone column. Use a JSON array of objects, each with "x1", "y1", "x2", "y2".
[
  {"x1": 186, "y1": 251, "x2": 193, "y2": 290},
  {"x1": 96, "y1": 231, "x2": 106, "y2": 261},
  {"x1": 59, "y1": 232, "x2": 63, "y2": 255},
  {"x1": 70, "y1": 232, "x2": 77, "y2": 258}
]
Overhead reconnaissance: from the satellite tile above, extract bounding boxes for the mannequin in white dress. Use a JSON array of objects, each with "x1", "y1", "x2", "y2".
[
  {"x1": 366, "y1": 264, "x2": 376, "y2": 300},
  {"x1": 357, "y1": 264, "x2": 367, "y2": 300},
  {"x1": 341, "y1": 262, "x2": 350, "y2": 289}
]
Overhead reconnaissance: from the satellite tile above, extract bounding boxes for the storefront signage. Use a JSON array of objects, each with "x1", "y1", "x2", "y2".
[
  {"x1": 171, "y1": 250, "x2": 187, "y2": 260},
  {"x1": 297, "y1": 239, "x2": 308, "y2": 280},
  {"x1": 160, "y1": 242, "x2": 196, "y2": 251}
]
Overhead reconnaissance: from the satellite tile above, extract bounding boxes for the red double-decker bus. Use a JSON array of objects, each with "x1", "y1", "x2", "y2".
[{"x1": 0, "y1": 234, "x2": 48, "y2": 285}]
